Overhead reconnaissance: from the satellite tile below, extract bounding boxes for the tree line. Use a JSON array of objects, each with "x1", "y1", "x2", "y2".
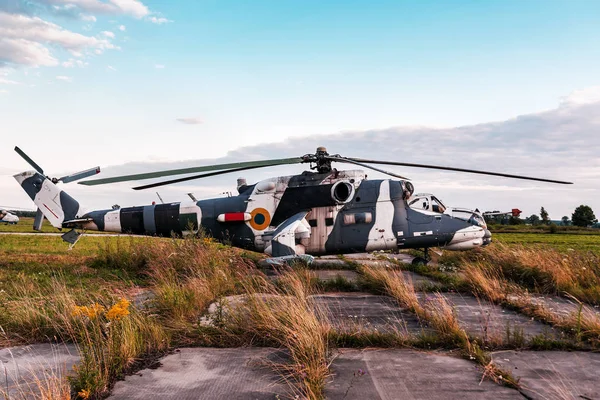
[{"x1": 485, "y1": 205, "x2": 597, "y2": 228}]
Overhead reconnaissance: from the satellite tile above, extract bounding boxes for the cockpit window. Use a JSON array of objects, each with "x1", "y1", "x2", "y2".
[
  {"x1": 468, "y1": 213, "x2": 486, "y2": 228},
  {"x1": 431, "y1": 196, "x2": 446, "y2": 213},
  {"x1": 409, "y1": 197, "x2": 429, "y2": 210}
]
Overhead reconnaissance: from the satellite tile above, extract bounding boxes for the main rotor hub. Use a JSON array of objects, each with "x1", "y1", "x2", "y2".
[{"x1": 301, "y1": 146, "x2": 336, "y2": 173}]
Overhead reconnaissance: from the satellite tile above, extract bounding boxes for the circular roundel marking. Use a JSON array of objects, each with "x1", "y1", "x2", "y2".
[{"x1": 250, "y1": 207, "x2": 271, "y2": 230}]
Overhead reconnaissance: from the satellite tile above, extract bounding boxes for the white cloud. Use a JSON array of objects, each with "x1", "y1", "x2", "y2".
[
  {"x1": 561, "y1": 86, "x2": 600, "y2": 107},
  {"x1": 176, "y1": 118, "x2": 202, "y2": 125},
  {"x1": 0, "y1": 11, "x2": 117, "y2": 67},
  {"x1": 154, "y1": 64, "x2": 164, "y2": 69},
  {"x1": 0, "y1": 89, "x2": 8, "y2": 93},
  {"x1": 85, "y1": 94, "x2": 596, "y2": 218},
  {"x1": 56, "y1": 75, "x2": 72, "y2": 82},
  {"x1": 0, "y1": 38, "x2": 58, "y2": 67},
  {"x1": 41, "y1": 0, "x2": 149, "y2": 18},
  {"x1": 0, "y1": 77, "x2": 20, "y2": 84},
  {"x1": 147, "y1": 16, "x2": 171, "y2": 24},
  {"x1": 0, "y1": 12, "x2": 116, "y2": 50},
  {"x1": 107, "y1": 65, "x2": 116, "y2": 71},
  {"x1": 62, "y1": 58, "x2": 87, "y2": 67},
  {"x1": 100, "y1": 30, "x2": 115, "y2": 38},
  {"x1": 118, "y1": 24, "x2": 126, "y2": 31},
  {"x1": 80, "y1": 14, "x2": 96, "y2": 22}
]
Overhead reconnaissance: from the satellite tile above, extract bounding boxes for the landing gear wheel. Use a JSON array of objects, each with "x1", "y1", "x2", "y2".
[
  {"x1": 412, "y1": 248, "x2": 431, "y2": 265},
  {"x1": 412, "y1": 257, "x2": 428, "y2": 266}
]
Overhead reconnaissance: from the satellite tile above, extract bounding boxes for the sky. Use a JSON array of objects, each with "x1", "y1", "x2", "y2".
[{"x1": 1, "y1": 0, "x2": 599, "y2": 220}]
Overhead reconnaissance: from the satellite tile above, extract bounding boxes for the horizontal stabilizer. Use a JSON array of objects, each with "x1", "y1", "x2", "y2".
[{"x1": 63, "y1": 217, "x2": 94, "y2": 227}]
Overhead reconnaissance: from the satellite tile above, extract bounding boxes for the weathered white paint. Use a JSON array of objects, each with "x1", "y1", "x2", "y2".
[
  {"x1": 366, "y1": 180, "x2": 397, "y2": 251},
  {"x1": 104, "y1": 209, "x2": 121, "y2": 232},
  {"x1": 442, "y1": 226, "x2": 485, "y2": 251},
  {"x1": 33, "y1": 179, "x2": 65, "y2": 228}
]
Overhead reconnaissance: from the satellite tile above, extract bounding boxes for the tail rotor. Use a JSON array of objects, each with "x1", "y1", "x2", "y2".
[{"x1": 14, "y1": 146, "x2": 100, "y2": 231}]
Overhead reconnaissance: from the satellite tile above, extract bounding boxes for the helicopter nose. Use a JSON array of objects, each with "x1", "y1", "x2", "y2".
[{"x1": 482, "y1": 229, "x2": 492, "y2": 246}]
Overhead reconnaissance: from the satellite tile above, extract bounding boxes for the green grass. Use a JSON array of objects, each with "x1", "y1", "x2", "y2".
[
  {"x1": 493, "y1": 232, "x2": 600, "y2": 253},
  {"x1": 0, "y1": 216, "x2": 61, "y2": 233},
  {"x1": 0, "y1": 216, "x2": 115, "y2": 233}
]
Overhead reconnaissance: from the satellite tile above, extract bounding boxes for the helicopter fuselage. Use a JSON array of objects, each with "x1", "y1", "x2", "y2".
[{"x1": 50, "y1": 169, "x2": 491, "y2": 256}]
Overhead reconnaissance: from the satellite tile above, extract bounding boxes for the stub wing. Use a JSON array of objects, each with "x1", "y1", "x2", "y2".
[{"x1": 264, "y1": 211, "x2": 311, "y2": 257}]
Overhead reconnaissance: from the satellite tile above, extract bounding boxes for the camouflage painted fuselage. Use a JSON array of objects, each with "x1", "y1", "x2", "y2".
[{"x1": 14, "y1": 169, "x2": 489, "y2": 256}]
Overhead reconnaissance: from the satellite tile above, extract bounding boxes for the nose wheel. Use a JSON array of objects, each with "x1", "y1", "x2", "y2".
[{"x1": 411, "y1": 248, "x2": 431, "y2": 266}]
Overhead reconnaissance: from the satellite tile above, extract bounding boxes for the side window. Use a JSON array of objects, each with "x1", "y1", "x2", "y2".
[
  {"x1": 343, "y1": 212, "x2": 373, "y2": 225},
  {"x1": 431, "y1": 197, "x2": 445, "y2": 213},
  {"x1": 409, "y1": 196, "x2": 431, "y2": 211}
]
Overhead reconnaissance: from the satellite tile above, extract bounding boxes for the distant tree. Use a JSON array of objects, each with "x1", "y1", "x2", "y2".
[
  {"x1": 540, "y1": 207, "x2": 549, "y2": 225},
  {"x1": 572, "y1": 205, "x2": 597, "y2": 227},
  {"x1": 561, "y1": 216, "x2": 570, "y2": 226},
  {"x1": 549, "y1": 222, "x2": 558, "y2": 234},
  {"x1": 508, "y1": 216, "x2": 524, "y2": 225},
  {"x1": 527, "y1": 214, "x2": 540, "y2": 225}
]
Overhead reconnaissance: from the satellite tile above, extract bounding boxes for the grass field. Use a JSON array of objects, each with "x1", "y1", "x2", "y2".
[
  {"x1": 1, "y1": 228, "x2": 599, "y2": 399},
  {"x1": 0, "y1": 217, "x2": 112, "y2": 234},
  {"x1": 493, "y1": 232, "x2": 600, "y2": 253}
]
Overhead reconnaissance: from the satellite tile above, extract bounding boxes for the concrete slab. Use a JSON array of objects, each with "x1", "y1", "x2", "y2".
[
  {"x1": 0, "y1": 343, "x2": 79, "y2": 399},
  {"x1": 311, "y1": 293, "x2": 429, "y2": 335},
  {"x1": 492, "y1": 350, "x2": 600, "y2": 400},
  {"x1": 380, "y1": 253, "x2": 415, "y2": 264},
  {"x1": 312, "y1": 270, "x2": 360, "y2": 282},
  {"x1": 421, "y1": 293, "x2": 559, "y2": 340},
  {"x1": 510, "y1": 294, "x2": 600, "y2": 319},
  {"x1": 108, "y1": 348, "x2": 290, "y2": 400},
  {"x1": 311, "y1": 269, "x2": 439, "y2": 291},
  {"x1": 397, "y1": 270, "x2": 441, "y2": 290},
  {"x1": 326, "y1": 349, "x2": 520, "y2": 399},
  {"x1": 311, "y1": 258, "x2": 352, "y2": 268}
]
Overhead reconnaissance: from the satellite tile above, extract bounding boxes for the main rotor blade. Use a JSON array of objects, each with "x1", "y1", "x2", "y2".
[
  {"x1": 345, "y1": 157, "x2": 573, "y2": 185},
  {"x1": 14, "y1": 146, "x2": 44, "y2": 174},
  {"x1": 132, "y1": 165, "x2": 265, "y2": 190},
  {"x1": 80, "y1": 157, "x2": 303, "y2": 186},
  {"x1": 59, "y1": 166, "x2": 101, "y2": 183},
  {"x1": 327, "y1": 156, "x2": 411, "y2": 180}
]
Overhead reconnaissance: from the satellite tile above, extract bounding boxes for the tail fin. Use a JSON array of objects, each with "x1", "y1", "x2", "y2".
[{"x1": 14, "y1": 171, "x2": 80, "y2": 228}]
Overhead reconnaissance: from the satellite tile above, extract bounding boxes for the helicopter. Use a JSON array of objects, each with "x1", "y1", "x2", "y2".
[
  {"x1": 12, "y1": 146, "x2": 571, "y2": 264},
  {"x1": 0, "y1": 209, "x2": 19, "y2": 225}
]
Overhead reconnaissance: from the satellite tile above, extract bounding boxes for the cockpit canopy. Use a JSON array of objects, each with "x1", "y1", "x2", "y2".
[
  {"x1": 408, "y1": 193, "x2": 447, "y2": 213},
  {"x1": 408, "y1": 193, "x2": 486, "y2": 228}
]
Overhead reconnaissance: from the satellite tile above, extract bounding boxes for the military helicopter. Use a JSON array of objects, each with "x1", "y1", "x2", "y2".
[{"x1": 13, "y1": 146, "x2": 571, "y2": 264}]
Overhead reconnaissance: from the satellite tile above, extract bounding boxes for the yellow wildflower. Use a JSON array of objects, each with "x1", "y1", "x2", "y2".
[
  {"x1": 107, "y1": 298, "x2": 130, "y2": 321},
  {"x1": 72, "y1": 303, "x2": 105, "y2": 319},
  {"x1": 77, "y1": 388, "x2": 91, "y2": 399}
]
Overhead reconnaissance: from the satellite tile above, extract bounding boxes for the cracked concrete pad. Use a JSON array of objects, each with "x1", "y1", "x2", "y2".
[
  {"x1": 0, "y1": 343, "x2": 79, "y2": 399},
  {"x1": 311, "y1": 293, "x2": 429, "y2": 335},
  {"x1": 511, "y1": 294, "x2": 600, "y2": 319},
  {"x1": 420, "y1": 293, "x2": 560, "y2": 340},
  {"x1": 108, "y1": 348, "x2": 290, "y2": 400},
  {"x1": 492, "y1": 350, "x2": 600, "y2": 400},
  {"x1": 312, "y1": 269, "x2": 360, "y2": 282},
  {"x1": 326, "y1": 349, "x2": 521, "y2": 399},
  {"x1": 311, "y1": 269, "x2": 439, "y2": 291}
]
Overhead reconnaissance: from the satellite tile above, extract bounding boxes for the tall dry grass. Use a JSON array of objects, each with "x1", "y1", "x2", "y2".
[
  {"x1": 359, "y1": 266, "x2": 467, "y2": 343},
  {"x1": 143, "y1": 236, "x2": 259, "y2": 335},
  {"x1": 225, "y1": 269, "x2": 331, "y2": 400},
  {"x1": 461, "y1": 259, "x2": 600, "y2": 347},
  {"x1": 358, "y1": 265, "x2": 520, "y2": 388},
  {"x1": 443, "y1": 243, "x2": 600, "y2": 305},
  {"x1": 0, "y1": 276, "x2": 169, "y2": 399}
]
